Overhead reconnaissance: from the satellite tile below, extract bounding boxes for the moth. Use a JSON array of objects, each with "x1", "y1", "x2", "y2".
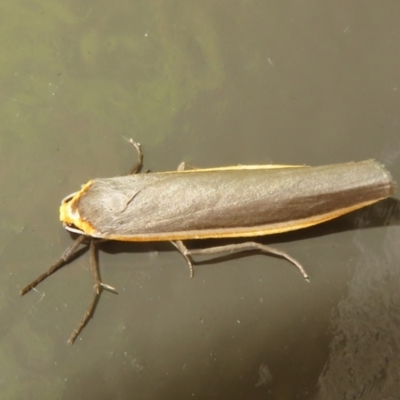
[{"x1": 21, "y1": 140, "x2": 396, "y2": 343}]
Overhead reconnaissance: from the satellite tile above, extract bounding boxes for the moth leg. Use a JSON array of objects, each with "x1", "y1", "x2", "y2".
[
  {"x1": 177, "y1": 161, "x2": 197, "y2": 171},
  {"x1": 20, "y1": 235, "x2": 87, "y2": 296},
  {"x1": 68, "y1": 240, "x2": 116, "y2": 345},
  {"x1": 174, "y1": 241, "x2": 309, "y2": 281},
  {"x1": 128, "y1": 138, "x2": 143, "y2": 175},
  {"x1": 171, "y1": 240, "x2": 195, "y2": 277}
]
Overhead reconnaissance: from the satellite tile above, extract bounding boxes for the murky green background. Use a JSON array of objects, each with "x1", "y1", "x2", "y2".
[{"x1": 1, "y1": 1, "x2": 400, "y2": 399}]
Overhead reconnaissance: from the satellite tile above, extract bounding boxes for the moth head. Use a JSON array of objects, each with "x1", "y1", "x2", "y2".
[{"x1": 59, "y1": 181, "x2": 96, "y2": 236}]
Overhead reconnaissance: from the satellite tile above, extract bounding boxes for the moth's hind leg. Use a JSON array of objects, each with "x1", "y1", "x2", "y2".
[
  {"x1": 172, "y1": 240, "x2": 309, "y2": 281},
  {"x1": 171, "y1": 240, "x2": 196, "y2": 278}
]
